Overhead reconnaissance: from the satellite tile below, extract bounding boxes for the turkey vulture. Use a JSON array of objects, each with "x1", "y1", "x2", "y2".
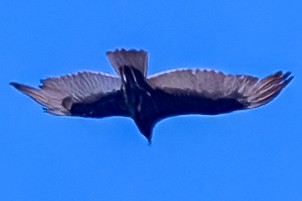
[{"x1": 10, "y1": 49, "x2": 293, "y2": 143}]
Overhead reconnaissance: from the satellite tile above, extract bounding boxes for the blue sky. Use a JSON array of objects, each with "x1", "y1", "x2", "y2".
[{"x1": 1, "y1": 0, "x2": 301, "y2": 200}]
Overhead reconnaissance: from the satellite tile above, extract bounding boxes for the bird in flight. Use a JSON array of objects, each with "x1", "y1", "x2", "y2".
[{"x1": 11, "y1": 49, "x2": 293, "y2": 143}]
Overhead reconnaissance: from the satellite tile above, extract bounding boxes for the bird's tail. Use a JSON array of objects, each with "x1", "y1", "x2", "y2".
[
  {"x1": 106, "y1": 49, "x2": 148, "y2": 77},
  {"x1": 245, "y1": 71, "x2": 293, "y2": 109}
]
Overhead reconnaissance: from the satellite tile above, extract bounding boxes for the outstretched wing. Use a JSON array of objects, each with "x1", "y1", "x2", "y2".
[
  {"x1": 11, "y1": 71, "x2": 129, "y2": 118},
  {"x1": 140, "y1": 69, "x2": 293, "y2": 128}
]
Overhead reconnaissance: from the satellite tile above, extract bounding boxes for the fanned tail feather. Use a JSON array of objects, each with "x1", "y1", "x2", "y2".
[{"x1": 106, "y1": 49, "x2": 148, "y2": 77}]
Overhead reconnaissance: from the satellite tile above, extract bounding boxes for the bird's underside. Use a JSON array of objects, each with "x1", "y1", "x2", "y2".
[{"x1": 10, "y1": 49, "x2": 293, "y2": 143}]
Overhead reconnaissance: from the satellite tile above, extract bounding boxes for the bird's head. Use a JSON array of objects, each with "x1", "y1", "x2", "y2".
[{"x1": 135, "y1": 120, "x2": 154, "y2": 144}]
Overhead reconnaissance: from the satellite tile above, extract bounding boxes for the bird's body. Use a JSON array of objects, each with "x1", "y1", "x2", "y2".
[{"x1": 11, "y1": 49, "x2": 293, "y2": 142}]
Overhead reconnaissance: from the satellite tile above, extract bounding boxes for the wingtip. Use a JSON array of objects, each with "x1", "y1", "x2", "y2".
[
  {"x1": 9, "y1": 82, "x2": 32, "y2": 92},
  {"x1": 9, "y1": 82, "x2": 21, "y2": 89},
  {"x1": 283, "y1": 71, "x2": 294, "y2": 85},
  {"x1": 277, "y1": 71, "x2": 294, "y2": 88},
  {"x1": 247, "y1": 70, "x2": 294, "y2": 109}
]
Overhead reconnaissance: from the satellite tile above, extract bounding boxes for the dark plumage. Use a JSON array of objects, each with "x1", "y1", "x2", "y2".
[{"x1": 10, "y1": 49, "x2": 293, "y2": 143}]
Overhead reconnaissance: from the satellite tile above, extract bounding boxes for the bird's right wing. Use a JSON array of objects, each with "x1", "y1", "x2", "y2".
[
  {"x1": 135, "y1": 69, "x2": 292, "y2": 136},
  {"x1": 11, "y1": 71, "x2": 129, "y2": 117},
  {"x1": 148, "y1": 69, "x2": 293, "y2": 116}
]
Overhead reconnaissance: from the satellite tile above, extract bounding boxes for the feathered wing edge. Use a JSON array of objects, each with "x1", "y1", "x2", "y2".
[
  {"x1": 106, "y1": 49, "x2": 148, "y2": 77},
  {"x1": 244, "y1": 71, "x2": 293, "y2": 109},
  {"x1": 10, "y1": 72, "x2": 122, "y2": 115},
  {"x1": 148, "y1": 69, "x2": 293, "y2": 110},
  {"x1": 10, "y1": 82, "x2": 69, "y2": 115}
]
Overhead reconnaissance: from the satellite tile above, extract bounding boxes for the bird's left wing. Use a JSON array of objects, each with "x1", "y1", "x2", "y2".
[{"x1": 11, "y1": 71, "x2": 128, "y2": 117}]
